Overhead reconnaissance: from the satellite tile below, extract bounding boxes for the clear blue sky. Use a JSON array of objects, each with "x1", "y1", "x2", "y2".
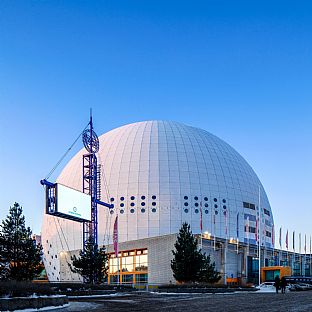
[{"x1": 0, "y1": 1, "x2": 311, "y2": 251}]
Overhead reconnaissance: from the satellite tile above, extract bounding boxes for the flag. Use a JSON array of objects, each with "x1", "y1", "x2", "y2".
[
  {"x1": 236, "y1": 212, "x2": 239, "y2": 239},
  {"x1": 224, "y1": 210, "x2": 227, "y2": 236},
  {"x1": 299, "y1": 233, "x2": 301, "y2": 254},
  {"x1": 255, "y1": 218, "x2": 258, "y2": 243},
  {"x1": 279, "y1": 227, "x2": 282, "y2": 248},
  {"x1": 113, "y1": 215, "x2": 118, "y2": 257},
  {"x1": 293, "y1": 231, "x2": 295, "y2": 251},
  {"x1": 286, "y1": 230, "x2": 288, "y2": 250},
  {"x1": 200, "y1": 201, "x2": 203, "y2": 232},
  {"x1": 304, "y1": 234, "x2": 307, "y2": 254}
]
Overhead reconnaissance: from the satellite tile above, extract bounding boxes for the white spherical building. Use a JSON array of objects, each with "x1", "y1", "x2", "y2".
[{"x1": 41, "y1": 120, "x2": 274, "y2": 283}]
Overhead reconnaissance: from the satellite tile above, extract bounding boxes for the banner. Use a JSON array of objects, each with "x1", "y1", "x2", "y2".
[
  {"x1": 279, "y1": 227, "x2": 282, "y2": 248},
  {"x1": 293, "y1": 231, "x2": 295, "y2": 251},
  {"x1": 236, "y1": 212, "x2": 239, "y2": 239},
  {"x1": 286, "y1": 230, "x2": 288, "y2": 250},
  {"x1": 200, "y1": 201, "x2": 203, "y2": 232},
  {"x1": 113, "y1": 215, "x2": 118, "y2": 257}
]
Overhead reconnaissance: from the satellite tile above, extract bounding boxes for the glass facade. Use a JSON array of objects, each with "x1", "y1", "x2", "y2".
[{"x1": 108, "y1": 249, "x2": 148, "y2": 284}]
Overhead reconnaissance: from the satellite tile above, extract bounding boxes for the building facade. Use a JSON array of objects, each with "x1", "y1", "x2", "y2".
[{"x1": 41, "y1": 120, "x2": 274, "y2": 284}]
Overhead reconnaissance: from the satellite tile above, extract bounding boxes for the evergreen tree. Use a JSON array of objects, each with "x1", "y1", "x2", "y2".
[
  {"x1": 198, "y1": 253, "x2": 221, "y2": 284},
  {"x1": 171, "y1": 222, "x2": 202, "y2": 283},
  {"x1": 70, "y1": 237, "x2": 108, "y2": 284},
  {"x1": 0, "y1": 202, "x2": 43, "y2": 281}
]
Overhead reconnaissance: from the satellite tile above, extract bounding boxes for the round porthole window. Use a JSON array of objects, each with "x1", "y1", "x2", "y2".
[
  {"x1": 214, "y1": 204, "x2": 218, "y2": 208},
  {"x1": 120, "y1": 197, "x2": 124, "y2": 201},
  {"x1": 204, "y1": 203, "x2": 208, "y2": 208},
  {"x1": 141, "y1": 208, "x2": 146, "y2": 213},
  {"x1": 131, "y1": 196, "x2": 135, "y2": 200},
  {"x1": 184, "y1": 196, "x2": 188, "y2": 200},
  {"x1": 205, "y1": 210, "x2": 209, "y2": 214},
  {"x1": 194, "y1": 196, "x2": 198, "y2": 200},
  {"x1": 152, "y1": 202, "x2": 156, "y2": 206},
  {"x1": 141, "y1": 202, "x2": 145, "y2": 206},
  {"x1": 204, "y1": 197, "x2": 208, "y2": 201},
  {"x1": 110, "y1": 210, "x2": 114, "y2": 215},
  {"x1": 141, "y1": 195, "x2": 146, "y2": 200},
  {"x1": 214, "y1": 198, "x2": 217, "y2": 202},
  {"x1": 120, "y1": 209, "x2": 124, "y2": 214},
  {"x1": 130, "y1": 209, "x2": 135, "y2": 213},
  {"x1": 152, "y1": 208, "x2": 157, "y2": 213},
  {"x1": 120, "y1": 203, "x2": 124, "y2": 207},
  {"x1": 195, "y1": 209, "x2": 199, "y2": 214},
  {"x1": 184, "y1": 208, "x2": 189, "y2": 213}
]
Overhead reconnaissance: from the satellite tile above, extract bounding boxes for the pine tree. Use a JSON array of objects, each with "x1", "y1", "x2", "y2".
[
  {"x1": 70, "y1": 237, "x2": 108, "y2": 284},
  {"x1": 198, "y1": 253, "x2": 221, "y2": 284},
  {"x1": 171, "y1": 222, "x2": 202, "y2": 283},
  {"x1": 0, "y1": 202, "x2": 43, "y2": 281}
]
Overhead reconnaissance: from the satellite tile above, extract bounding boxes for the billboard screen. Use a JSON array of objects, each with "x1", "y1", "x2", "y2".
[{"x1": 56, "y1": 184, "x2": 91, "y2": 221}]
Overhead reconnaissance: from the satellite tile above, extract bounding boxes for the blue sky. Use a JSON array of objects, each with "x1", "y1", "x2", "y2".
[{"x1": 0, "y1": 1, "x2": 311, "y2": 250}]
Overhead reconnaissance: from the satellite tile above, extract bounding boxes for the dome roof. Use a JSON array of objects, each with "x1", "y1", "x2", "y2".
[{"x1": 56, "y1": 120, "x2": 273, "y2": 244}]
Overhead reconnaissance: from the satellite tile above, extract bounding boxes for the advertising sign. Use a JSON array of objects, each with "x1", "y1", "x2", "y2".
[{"x1": 56, "y1": 184, "x2": 91, "y2": 221}]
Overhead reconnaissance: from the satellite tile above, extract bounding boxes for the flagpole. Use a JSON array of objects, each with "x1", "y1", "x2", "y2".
[
  {"x1": 236, "y1": 212, "x2": 239, "y2": 254},
  {"x1": 247, "y1": 216, "x2": 249, "y2": 256},
  {"x1": 200, "y1": 201, "x2": 203, "y2": 250},
  {"x1": 258, "y1": 185, "x2": 261, "y2": 286}
]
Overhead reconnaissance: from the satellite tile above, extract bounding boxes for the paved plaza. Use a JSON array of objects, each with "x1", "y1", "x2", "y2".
[{"x1": 59, "y1": 291, "x2": 312, "y2": 312}]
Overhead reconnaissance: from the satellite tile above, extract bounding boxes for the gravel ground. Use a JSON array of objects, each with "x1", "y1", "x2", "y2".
[{"x1": 57, "y1": 291, "x2": 312, "y2": 312}]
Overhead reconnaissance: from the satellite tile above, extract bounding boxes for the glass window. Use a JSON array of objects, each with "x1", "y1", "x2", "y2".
[
  {"x1": 152, "y1": 195, "x2": 157, "y2": 200},
  {"x1": 110, "y1": 210, "x2": 114, "y2": 214},
  {"x1": 195, "y1": 203, "x2": 199, "y2": 207},
  {"x1": 204, "y1": 203, "x2": 208, "y2": 207},
  {"x1": 120, "y1": 197, "x2": 124, "y2": 201},
  {"x1": 184, "y1": 196, "x2": 188, "y2": 200},
  {"x1": 130, "y1": 209, "x2": 135, "y2": 213},
  {"x1": 152, "y1": 202, "x2": 156, "y2": 206},
  {"x1": 130, "y1": 202, "x2": 135, "y2": 207},
  {"x1": 204, "y1": 197, "x2": 208, "y2": 201},
  {"x1": 131, "y1": 196, "x2": 135, "y2": 200},
  {"x1": 120, "y1": 203, "x2": 124, "y2": 207},
  {"x1": 110, "y1": 198, "x2": 115, "y2": 202},
  {"x1": 184, "y1": 202, "x2": 188, "y2": 206},
  {"x1": 136, "y1": 273, "x2": 148, "y2": 283},
  {"x1": 122, "y1": 274, "x2": 133, "y2": 283},
  {"x1": 223, "y1": 205, "x2": 226, "y2": 209},
  {"x1": 195, "y1": 209, "x2": 199, "y2": 214},
  {"x1": 141, "y1": 202, "x2": 145, "y2": 206},
  {"x1": 141, "y1": 195, "x2": 146, "y2": 200},
  {"x1": 214, "y1": 198, "x2": 217, "y2": 202},
  {"x1": 152, "y1": 208, "x2": 156, "y2": 213},
  {"x1": 222, "y1": 199, "x2": 226, "y2": 203},
  {"x1": 194, "y1": 196, "x2": 198, "y2": 200},
  {"x1": 122, "y1": 256, "x2": 134, "y2": 272},
  {"x1": 141, "y1": 208, "x2": 145, "y2": 213},
  {"x1": 214, "y1": 204, "x2": 218, "y2": 208},
  {"x1": 205, "y1": 210, "x2": 209, "y2": 214},
  {"x1": 120, "y1": 209, "x2": 124, "y2": 214},
  {"x1": 184, "y1": 208, "x2": 189, "y2": 213}
]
